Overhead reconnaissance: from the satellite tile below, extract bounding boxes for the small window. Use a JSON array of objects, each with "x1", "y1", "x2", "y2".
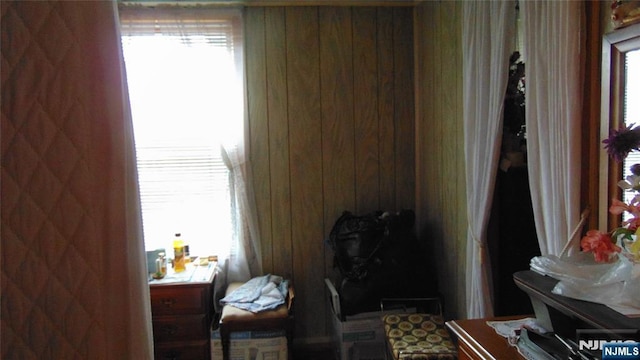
[
  {"x1": 602, "y1": 25, "x2": 640, "y2": 228},
  {"x1": 622, "y1": 49, "x2": 640, "y2": 209},
  {"x1": 120, "y1": 8, "x2": 243, "y2": 258}
]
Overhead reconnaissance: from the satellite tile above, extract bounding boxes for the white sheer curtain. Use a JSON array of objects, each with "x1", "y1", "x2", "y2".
[
  {"x1": 118, "y1": 6, "x2": 262, "y2": 289},
  {"x1": 462, "y1": 1, "x2": 515, "y2": 319},
  {"x1": 220, "y1": 14, "x2": 264, "y2": 283},
  {"x1": 522, "y1": 1, "x2": 583, "y2": 256}
]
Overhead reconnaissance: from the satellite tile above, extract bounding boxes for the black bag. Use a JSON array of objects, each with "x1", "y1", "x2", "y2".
[
  {"x1": 327, "y1": 210, "x2": 424, "y2": 316},
  {"x1": 328, "y1": 211, "x2": 388, "y2": 281}
]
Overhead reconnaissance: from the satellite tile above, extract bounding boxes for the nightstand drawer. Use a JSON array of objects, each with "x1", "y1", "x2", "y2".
[
  {"x1": 152, "y1": 314, "x2": 209, "y2": 342},
  {"x1": 151, "y1": 286, "x2": 208, "y2": 315},
  {"x1": 154, "y1": 341, "x2": 210, "y2": 360}
]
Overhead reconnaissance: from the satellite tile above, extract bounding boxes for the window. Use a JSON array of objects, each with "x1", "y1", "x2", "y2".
[
  {"x1": 120, "y1": 8, "x2": 243, "y2": 258},
  {"x1": 622, "y1": 49, "x2": 640, "y2": 210},
  {"x1": 602, "y1": 25, "x2": 640, "y2": 227}
]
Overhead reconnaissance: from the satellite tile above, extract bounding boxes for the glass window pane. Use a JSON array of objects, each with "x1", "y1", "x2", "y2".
[
  {"x1": 121, "y1": 32, "x2": 236, "y2": 258},
  {"x1": 622, "y1": 49, "x2": 640, "y2": 209}
]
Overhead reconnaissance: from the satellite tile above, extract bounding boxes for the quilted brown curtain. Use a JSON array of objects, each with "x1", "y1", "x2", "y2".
[{"x1": 1, "y1": 1, "x2": 153, "y2": 358}]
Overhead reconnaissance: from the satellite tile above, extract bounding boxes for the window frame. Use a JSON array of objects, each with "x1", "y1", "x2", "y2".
[{"x1": 600, "y1": 23, "x2": 640, "y2": 231}]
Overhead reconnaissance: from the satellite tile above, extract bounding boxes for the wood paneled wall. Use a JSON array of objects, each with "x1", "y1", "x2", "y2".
[
  {"x1": 245, "y1": 6, "x2": 415, "y2": 339},
  {"x1": 414, "y1": 2, "x2": 467, "y2": 320}
]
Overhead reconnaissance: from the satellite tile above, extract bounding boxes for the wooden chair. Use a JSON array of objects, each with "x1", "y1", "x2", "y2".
[{"x1": 218, "y1": 281, "x2": 295, "y2": 360}]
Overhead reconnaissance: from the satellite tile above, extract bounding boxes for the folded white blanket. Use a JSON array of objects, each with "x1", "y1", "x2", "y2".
[{"x1": 220, "y1": 274, "x2": 289, "y2": 313}]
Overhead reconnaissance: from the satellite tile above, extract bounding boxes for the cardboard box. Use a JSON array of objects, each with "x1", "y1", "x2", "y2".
[
  {"x1": 325, "y1": 278, "x2": 394, "y2": 360},
  {"x1": 211, "y1": 329, "x2": 287, "y2": 360}
]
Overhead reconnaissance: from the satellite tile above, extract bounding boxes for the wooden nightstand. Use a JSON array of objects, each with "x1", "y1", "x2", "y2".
[{"x1": 149, "y1": 262, "x2": 217, "y2": 360}]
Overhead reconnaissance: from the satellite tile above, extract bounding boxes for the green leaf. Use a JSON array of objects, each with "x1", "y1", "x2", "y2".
[{"x1": 612, "y1": 227, "x2": 635, "y2": 242}]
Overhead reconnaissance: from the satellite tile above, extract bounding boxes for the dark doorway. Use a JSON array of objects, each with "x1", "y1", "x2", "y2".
[{"x1": 488, "y1": 51, "x2": 540, "y2": 316}]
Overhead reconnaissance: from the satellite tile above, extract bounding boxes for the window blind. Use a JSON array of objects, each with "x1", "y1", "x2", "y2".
[
  {"x1": 120, "y1": 7, "x2": 242, "y2": 258},
  {"x1": 622, "y1": 49, "x2": 640, "y2": 212}
]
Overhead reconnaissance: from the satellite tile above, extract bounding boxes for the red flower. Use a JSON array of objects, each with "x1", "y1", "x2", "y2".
[{"x1": 580, "y1": 230, "x2": 621, "y2": 263}]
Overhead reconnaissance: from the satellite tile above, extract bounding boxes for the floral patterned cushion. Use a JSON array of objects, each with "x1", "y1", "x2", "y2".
[{"x1": 382, "y1": 313, "x2": 457, "y2": 360}]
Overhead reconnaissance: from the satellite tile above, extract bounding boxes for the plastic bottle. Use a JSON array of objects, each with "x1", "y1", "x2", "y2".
[{"x1": 173, "y1": 233, "x2": 186, "y2": 272}]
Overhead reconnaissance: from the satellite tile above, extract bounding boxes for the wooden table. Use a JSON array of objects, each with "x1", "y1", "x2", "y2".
[{"x1": 446, "y1": 316, "x2": 527, "y2": 360}]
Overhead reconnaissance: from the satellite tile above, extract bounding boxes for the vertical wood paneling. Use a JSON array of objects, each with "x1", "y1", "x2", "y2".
[
  {"x1": 414, "y1": 3, "x2": 466, "y2": 320},
  {"x1": 437, "y1": 0, "x2": 453, "y2": 314},
  {"x1": 245, "y1": 6, "x2": 416, "y2": 340},
  {"x1": 429, "y1": 2, "x2": 450, "y2": 317},
  {"x1": 377, "y1": 9, "x2": 396, "y2": 211},
  {"x1": 415, "y1": 2, "x2": 436, "y2": 229},
  {"x1": 285, "y1": 6, "x2": 324, "y2": 339},
  {"x1": 319, "y1": 6, "x2": 355, "y2": 279},
  {"x1": 393, "y1": 7, "x2": 415, "y2": 210},
  {"x1": 245, "y1": 8, "x2": 273, "y2": 273},
  {"x1": 452, "y1": 2, "x2": 466, "y2": 320},
  {"x1": 441, "y1": 1, "x2": 465, "y2": 319},
  {"x1": 353, "y1": 7, "x2": 380, "y2": 214},
  {"x1": 433, "y1": 2, "x2": 449, "y2": 315},
  {"x1": 265, "y1": 7, "x2": 293, "y2": 280},
  {"x1": 415, "y1": 3, "x2": 441, "y2": 315}
]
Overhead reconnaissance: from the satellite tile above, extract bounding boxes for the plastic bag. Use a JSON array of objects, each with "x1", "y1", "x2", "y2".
[
  {"x1": 530, "y1": 253, "x2": 633, "y2": 287},
  {"x1": 530, "y1": 253, "x2": 640, "y2": 312}
]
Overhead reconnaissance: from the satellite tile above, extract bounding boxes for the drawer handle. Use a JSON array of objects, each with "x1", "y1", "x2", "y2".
[
  {"x1": 161, "y1": 324, "x2": 179, "y2": 335},
  {"x1": 161, "y1": 298, "x2": 176, "y2": 307}
]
